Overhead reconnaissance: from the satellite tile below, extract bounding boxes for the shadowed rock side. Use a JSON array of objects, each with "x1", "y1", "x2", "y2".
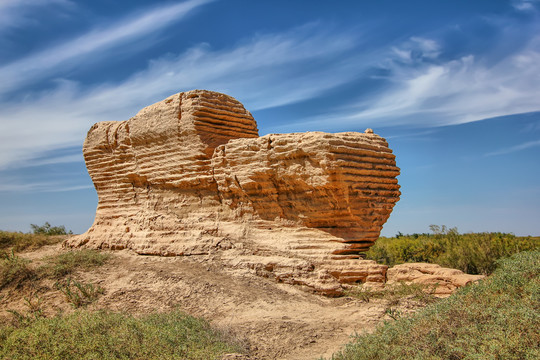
[{"x1": 66, "y1": 90, "x2": 401, "y2": 295}]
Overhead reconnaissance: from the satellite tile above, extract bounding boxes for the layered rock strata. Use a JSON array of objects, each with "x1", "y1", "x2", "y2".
[{"x1": 66, "y1": 90, "x2": 401, "y2": 295}]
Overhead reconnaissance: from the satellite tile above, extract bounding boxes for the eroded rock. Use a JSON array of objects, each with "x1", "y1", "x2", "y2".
[
  {"x1": 66, "y1": 90, "x2": 401, "y2": 295},
  {"x1": 386, "y1": 263, "x2": 486, "y2": 296}
]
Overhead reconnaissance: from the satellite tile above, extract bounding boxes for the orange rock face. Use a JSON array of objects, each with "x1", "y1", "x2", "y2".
[
  {"x1": 66, "y1": 90, "x2": 401, "y2": 295},
  {"x1": 212, "y1": 130, "x2": 401, "y2": 254}
]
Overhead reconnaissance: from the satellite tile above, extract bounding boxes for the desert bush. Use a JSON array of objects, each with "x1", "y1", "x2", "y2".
[
  {"x1": 41, "y1": 249, "x2": 111, "y2": 278},
  {"x1": 0, "y1": 309, "x2": 245, "y2": 359},
  {"x1": 0, "y1": 223, "x2": 72, "y2": 252},
  {"x1": 382, "y1": 282, "x2": 438, "y2": 306},
  {"x1": 0, "y1": 230, "x2": 62, "y2": 252},
  {"x1": 30, "y1": 222, "x2": 72, "y2": 236},
  {"x1": 6, "y1": 294, "x2": 46, "y2": 327},
  {"x1": 0, "y1": 250, "x2": 36, "y2": 289},
  {"x1": 366, "y1": 227, "x2": 539, "y2": 275},
  {"x1": 1, "y1": 247, "x2": 110, "y2": 292},
  {"x1": 346, "y1": 282, "x2": 438, "y2": 306},
  {"x1": 327, "y1": 250, "x2": 540, "y2": 360},
  {"x1": 55, "y1": 278, "x2": 104, "y2": 308}
]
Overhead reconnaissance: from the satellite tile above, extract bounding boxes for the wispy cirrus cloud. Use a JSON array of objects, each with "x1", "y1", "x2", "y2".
[
  {"x1": 16, "y1": 150, "x2": 84, "y2": 168},
  {"x1": 376, "y1": 35, "x2": 540, "y2": 126},
  {"x1": 0, "y1": 23, "x2": 364, "y2": 170},
  {"x1": 512, "y1": 0, "x2": 539, "y2": 11},
  {"x1": 122, "y1": 23, "x2": 362, "y2": 111},
  {"x1": 281, "y1": 26, "x2": 540, "y2": 132},
  {"x1": 2, "y1": 2, "x2": 540, "y2": 172},
  {"x1": 0, "y1": 0, "x2": 215, "y2": 96},
  {"x1": 0, "y1": 182, "x2": 93, "y2": 193},
  {"x1": 391, "y1": 37, "x2": 441, "y2": 63},
  {"x1": 485, "y1": 139, "x2": 540, "y2": 157},
  {"x1": 0, "y1": 0, "x2": 73, "y2": 32}
]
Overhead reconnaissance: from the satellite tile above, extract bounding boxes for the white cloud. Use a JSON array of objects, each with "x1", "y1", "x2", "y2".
[
  {"x1": 0, "y1": 24, "x2": 362, "y2": 170},
  {"x1": 0, "y1": 0, "x2": 214, "y2": 96},
  {"x1": 390, "y1": 37, "x2": 440, "y2": 65},
  {"x1": 385, "y1": 129, "x2": 438, "y2": 141},
  {"x1": 21, "y1": 153, "x2": 84, "y2": 167},
  {"x1": 133, "y1": 25, "x2": 360, "y2": 111},
  {"x1": 0, "y1": 181, "x2": 93, "y2": 192},
  {"x1": 391, "y1": 47, "x2": 412, "y2": 62},
  {"x1": 409, "y1": 37, "x2": 441, "y2": 59},
  {"x1": 285, "y1": 32, "x2": 540, "y2": 131},
  {"x1": 485, "y1": 139, "x2": 540, "y2": 157},
  {"x1": 0, "y1": 0, "x2": 72, "y2": 31},
  {"x1": 3, "y1": 5, "x2": 540, "y2": 172},
  {"x1": 512, "y1": 0, "x2": 539, "y2": 11}
]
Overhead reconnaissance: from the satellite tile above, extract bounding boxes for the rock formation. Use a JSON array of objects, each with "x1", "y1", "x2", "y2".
[
  {"x1": 386, "y1": 263, "x2": 485, "y2": 297},
  {"x1": 66, "y1": 90, "x2": 402, "y2": 295}
]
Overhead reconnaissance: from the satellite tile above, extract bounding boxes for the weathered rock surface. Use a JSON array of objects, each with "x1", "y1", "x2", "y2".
[
  {"x1": 66, "y1": 90, "x2": 401, "y2": 295},
  {"x1": 386, "y1": 263, "x2": 486, "y2": 296}
]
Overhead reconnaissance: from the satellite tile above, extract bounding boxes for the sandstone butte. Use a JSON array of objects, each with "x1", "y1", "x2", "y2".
[{"x1": 66, "y1": 90, "x2": 482, "y2": 295}]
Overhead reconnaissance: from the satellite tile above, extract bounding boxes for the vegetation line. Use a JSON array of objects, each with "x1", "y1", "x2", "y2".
[
  {"x1": 366, "y1": 226, "x2": 539, "y2": 274},
  {"x1": 326, "y1": 250, "x2": 540, "y2": 360}
]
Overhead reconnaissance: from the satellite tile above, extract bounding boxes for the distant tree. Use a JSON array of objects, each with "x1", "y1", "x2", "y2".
[
  {"x1": 429, "y1": 224, "x2": 444, "y2": 235},
  {"x1": 30, "y1": 222, "x2": 72, "y2": 235},
  {"x1": 429, "y1": 224, "x2": 458, "y2": 236}
]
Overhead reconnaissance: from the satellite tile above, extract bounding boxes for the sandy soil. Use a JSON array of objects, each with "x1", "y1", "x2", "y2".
[{"x1": 2, "y1": 244, "x2": 426, "y2": 360}]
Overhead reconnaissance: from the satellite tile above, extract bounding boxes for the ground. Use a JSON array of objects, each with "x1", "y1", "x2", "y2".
[{"x1": 1, "y1": 243, "x2": 428, "y2": 360}]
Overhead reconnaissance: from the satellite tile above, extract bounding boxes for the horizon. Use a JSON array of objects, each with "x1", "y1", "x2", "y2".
[{"x1": 1, "y1": 0, "x2": 539, "y2": 237}]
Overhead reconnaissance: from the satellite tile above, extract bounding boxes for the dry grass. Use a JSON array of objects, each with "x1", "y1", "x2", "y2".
[
  {"x1": 0, "y1": 230, "x2": 64, "y2": 253},
  {"x1": 0, "y1": 251, "x2": 36, "y2": 290}
]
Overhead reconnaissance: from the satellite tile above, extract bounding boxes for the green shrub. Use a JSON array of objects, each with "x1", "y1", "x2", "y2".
[
  {"x1": 0, "y1": 223, "x2": 72, "y2": 253},
  {"x1": 0, "y1": 250, "x2": 35, "y2": 289},
  {"x1": 327, "y1": 251, "x2": 540, "y2": 360},
  {"x1": 346, "y1": 282, "x2": 438, "y2": 306},
  {"x1": 366, "y1": 227, "x2": 539, "y2": 275},
  {"x1": 0, "y1": 230, "x2": 62, "y2": 252},
  {"x1": 6, "y1": 294, "x2": 46, "y2": 327},
  {"x1": 30, "y1": 222, "x2": 72, "y2": 236},
  {"x1": 41, "y1": 249, "x2": 111, "y2": 278},
  {"x1": 55, "y1": 278, "x2": 105, "y2": 308},
  {"x1": 0, "y1": 309, "x2": 245, "y2": 360}
]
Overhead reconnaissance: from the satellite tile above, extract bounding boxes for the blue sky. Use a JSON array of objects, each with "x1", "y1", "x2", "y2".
[{"x1": 0, "y1": 0, "x2": 539, "y2": 236}]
